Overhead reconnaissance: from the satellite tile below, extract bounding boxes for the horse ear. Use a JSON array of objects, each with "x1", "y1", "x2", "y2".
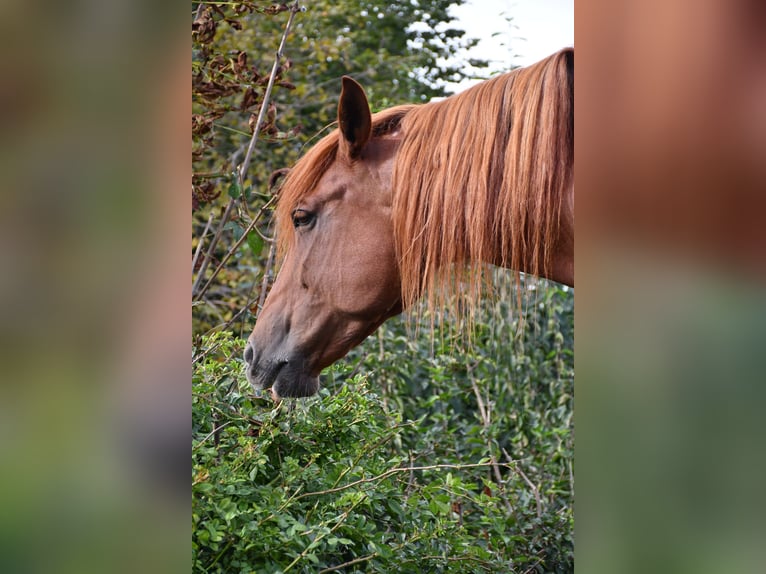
[{"x1": 338, "y1": 76, "x2": 371, "y2": 159}]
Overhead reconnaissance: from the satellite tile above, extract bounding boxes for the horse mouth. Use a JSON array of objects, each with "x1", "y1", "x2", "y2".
[
  {"x1": 272, "y1": 373, "x2": 320, "y2": 398},
  {"x1": 246, "y1": 360, "x2": 320, "y2": 399}
]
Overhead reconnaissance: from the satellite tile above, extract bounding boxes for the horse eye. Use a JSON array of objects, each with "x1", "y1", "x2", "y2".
[{"x1": 292, "y1": 209, "x2": 315, "y2": 229}]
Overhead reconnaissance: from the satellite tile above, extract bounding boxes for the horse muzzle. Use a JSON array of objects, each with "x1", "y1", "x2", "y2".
[{"x1": 243, "y1": 340, "x2": 320, "y2": 398}]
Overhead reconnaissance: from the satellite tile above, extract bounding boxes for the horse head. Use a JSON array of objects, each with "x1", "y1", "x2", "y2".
[
  {"x1": 244, "y1": 48, "x2": 575, "y2": 398},
  {"x1": 245, "y1": 77, "x2": 403, "y2": 398}
]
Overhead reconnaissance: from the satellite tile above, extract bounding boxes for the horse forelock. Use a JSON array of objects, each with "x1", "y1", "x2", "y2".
[{"x1": 392, "y1": 47, "x2": 574, "y2": 318}]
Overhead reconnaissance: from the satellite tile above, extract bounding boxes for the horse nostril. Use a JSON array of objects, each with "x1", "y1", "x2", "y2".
[{"x1": 244, "y1": 343, "x2": 254, "y2": 364}]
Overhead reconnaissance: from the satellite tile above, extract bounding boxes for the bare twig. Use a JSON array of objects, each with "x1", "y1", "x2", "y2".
[
  {"x1": 469, "y1": 368, "x2": 489, "y2": 423},
  {"x1": 469, "y1": 368, "x2": 514, "y2": 513},
  {"x1": 203, "y1": 242, "x2": 275, "y2": 335},
  {"x1": 522, "y1": 554, "x2": 545, "y2": 574},
  {"x1": 404, "y1": 451, "x2": 417, "y2": 499},
  {"x1": 401, "y1": 554, "x2": 496, "y2": 568},
  {"x1": 237, "y1": 1, "x2": 302, "y2": 191},
  {"x1": 192, "y1": 198, "x2": 236, "y2": 296},
  {"x1": 502, "y1": 447, "x2": 542, "y2": 518},
  {"x1": 345, "y1": 350, "x2": 369, "y2": 380},
  {"x1": 215, "y1": 292, "x2": 258, "y2": 334},
  {"x1": 200, "y1": 295, "x2": 227, "y2": 324},
  {"x1": 192, "y1": 210, "x2": 215, "y2": 275},
  {"x1": 192, "y1": 1, "x2": 301, "y2": 300},
  {"x1": 319, "y1": 554, "x2": 378, "y2": 573},
  {"x1": 319, "y1": 552, "x2": 378, "y2": 574},
  {"x1": 256, "y1": 235, "x2": 277, "y2": 312},
  {"x1": 194, "y1": 194, "x2": 278, "y2": 302}
]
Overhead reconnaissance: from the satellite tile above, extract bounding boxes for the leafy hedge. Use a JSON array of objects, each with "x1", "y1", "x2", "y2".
[{"x1": 193, "y1": 281, "x2": 573, "y2": 573}]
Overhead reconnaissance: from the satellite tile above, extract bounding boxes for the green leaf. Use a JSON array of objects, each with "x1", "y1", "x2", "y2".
[
  {"x1": 247, "y1": 230, "x2": 264, "y2": 256},
  {"x1": 227, "y1": 180, "x2": 241, "y2": 199}
]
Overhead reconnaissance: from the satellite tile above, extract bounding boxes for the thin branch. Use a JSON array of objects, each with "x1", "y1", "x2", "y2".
[
  {"x1": 401, "y1": 554, "x2": 497, "y2": 568},
  {"x1": 192, "y1": 197, "x2": 236, "y2": 296},
  {"x1": 203, "y1": 221, "x2": 276, "y2": 335},
  {"x1": 192, "y1": 211, "x2": 215, "y2": 276},
  {"x1": 256, "y1": 234, "x2": 277, "y2": 312},
  {"x1": 193, "y1": 420, "x2": 234, "y2": 452},
  {"x1": 199, "y1": 294, "x2": 228, "y2": 324},
  {"x1": 469, "y1": 368, "x2": 489, "y2": 423},
  {"x1": 237, "y1": 275, "x2": 260, "y2": 338},
  {"x1": 193, "y1": 171, "x2": 229, "y2": 179},
  {"x1": 404, "y1": 451, "x2": 417, "y2": 499},
  {"x1": 319, "y1": 554, "x2": 378, "y2": 573},
  {"x1": 469, "y1": 368, "x2": 514, "y2": 513},
  {"x1": 344, "y1": 350, "x2": 368, "y2": 380},
  {"x1": 502, "y1": 447, "x2": 542, "y2": 518},
  {"x1": 215, "y1": 292, "x2": 258, "y2": 334},
  {"x1": 193, "y1": 194, "x2": 277, "y2": 302},
  {"x1": 522, "y1": 555, "x2": 545, "y2": 574},
  {"x1": 249, "y1": 221, "x2": 274, "y2": 244},
  {"x1": 293, "y1": 462, "x2": 510, "y2": 501},
  {"x1": 237, "y1": 1, "x2": 302, "y2": 190},
  {"x1": 328, "y1": 423, "x2": 415, "y2": 492},
  {"x1": 283, "y1": 494, "x2": 367, "y2": 573},
  {"x1": 192, "y1": 1, "x2": 301, "y2": 300}
]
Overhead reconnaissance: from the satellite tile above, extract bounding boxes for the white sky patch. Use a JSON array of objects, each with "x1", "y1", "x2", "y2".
[{"x1": 441, "y1": 0, "x2": 574, "y2": 92}]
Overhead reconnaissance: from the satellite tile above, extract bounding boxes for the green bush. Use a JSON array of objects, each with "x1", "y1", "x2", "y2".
[{"x1": 193, "y1": 280, "x2": 573, "y2": 573}]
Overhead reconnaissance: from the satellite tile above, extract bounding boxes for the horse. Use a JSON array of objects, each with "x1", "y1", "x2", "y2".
[{"x1": 244, "y1": 48, "x2": 574, "y2": 398}]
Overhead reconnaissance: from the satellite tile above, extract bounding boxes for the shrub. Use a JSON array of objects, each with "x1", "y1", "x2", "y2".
[{"x1": 193, "y1": 282, "x2": 573, "y2": 573}]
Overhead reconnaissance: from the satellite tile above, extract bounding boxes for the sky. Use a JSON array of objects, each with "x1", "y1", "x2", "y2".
[{"x1": 446, "y1": 0, "x2": 574, "y2": 90}]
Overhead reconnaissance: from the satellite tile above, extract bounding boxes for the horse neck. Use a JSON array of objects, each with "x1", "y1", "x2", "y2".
[{"x1": 390, "y1": 81, "x2": 573, "y2": 302}]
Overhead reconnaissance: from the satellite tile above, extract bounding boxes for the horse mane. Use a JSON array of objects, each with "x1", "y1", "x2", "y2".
[
  {"x1": 276, "y1": 48, "x2": 573, "y2": 317},
  {"x1": 393, "y1": 48, "x2": 574, "y2": 313}
]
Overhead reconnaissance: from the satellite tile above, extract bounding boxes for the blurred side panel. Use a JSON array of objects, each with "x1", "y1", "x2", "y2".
[
  {"x1": 0, "y1": 1, "x2": 189, "y2": 573},
  {"x1": 577, "y1": 0, "x2": 766, "y2": 572}
]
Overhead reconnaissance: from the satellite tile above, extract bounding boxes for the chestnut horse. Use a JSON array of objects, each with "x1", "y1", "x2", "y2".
[{"x1": 245, "y1": 48, "x2": 574, "y2": 398}]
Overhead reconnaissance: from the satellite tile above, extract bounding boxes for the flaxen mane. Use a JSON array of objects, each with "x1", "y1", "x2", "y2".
[{"x1": 277, "y1": 48, "x2": 573, "y2": 314}]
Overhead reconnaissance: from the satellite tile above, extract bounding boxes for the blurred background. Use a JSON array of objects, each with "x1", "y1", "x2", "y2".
[
  {"x1": 0, "y1": 1, "x2": 189, "y2": 572},
  {"x1": 577, "y1": 0, "x2": 766, "y2": 572}
]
